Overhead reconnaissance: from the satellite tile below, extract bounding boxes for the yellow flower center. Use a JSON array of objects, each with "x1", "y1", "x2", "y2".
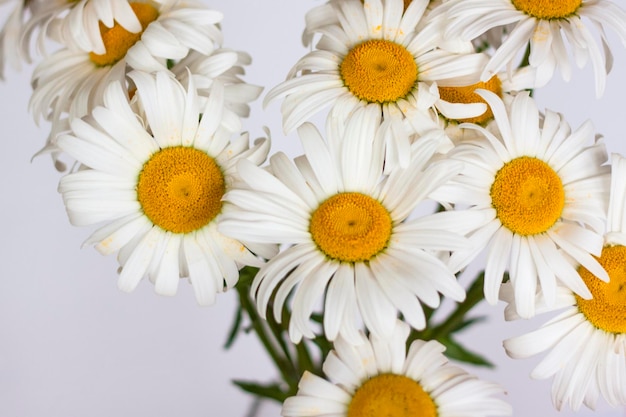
[
  {"x1": 89, "y1": 3, "x2": 159, "y2": 66},
  {"x1": 309, "y1": 192, "x2": 392, "y2": 263},
  {"x1": 340, "y1": 39, "x2": 418, "y2": 104},
  {"x1": 438, "y1": 76, "x2": 502, "y2": 124},
  {"x1": 347, "y1": 374, "x2": 437, "y2": 417},
  {"x1": 576, "y1": 245, "x2": 626, "y2": 334},
  {"x1": 510, "y1": 0, "x2": 582, "y2": 19},
  {"x1": 136, "y1": 146, "x2": 225, "y2": 234},
  {"x1": 490, "y1": 157, "x2": 564, "y2": 236}
]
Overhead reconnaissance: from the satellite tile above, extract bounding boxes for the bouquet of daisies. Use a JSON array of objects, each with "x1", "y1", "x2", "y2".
[{"x1": 3, "y1": 0, "x2": 626, "y2": 415}]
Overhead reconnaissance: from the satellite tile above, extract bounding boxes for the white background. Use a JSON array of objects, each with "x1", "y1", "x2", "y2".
[{"x1": 1, "y1": 1, "x2": 626, "y2": 416}]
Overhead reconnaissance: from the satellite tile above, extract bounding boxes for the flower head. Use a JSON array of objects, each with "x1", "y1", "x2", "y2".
[
  {"x1": 57, "y1": 71, "x2": 273, "y2": 305},
  {"x1": 440, "y1": 0, "x2": 626, "y2": 97},
  {"x1": 220, "y1": 105, "x2": 469, "y2": 343},
  {"x1": 432, "y1": 90, "x2": 610, "y2": 318},
  {"x1": 501, "y1": 153, "x2": 626, "y2": 411},
  {"x1": 265, "y1": 0, "x2": 489, "y2": 168},
  {"x1": 0, "y1": 0, "x2": 142, "y2": 78},
  {"x1": 283, "y1": 321, "x2": 512, "y2": 417}
]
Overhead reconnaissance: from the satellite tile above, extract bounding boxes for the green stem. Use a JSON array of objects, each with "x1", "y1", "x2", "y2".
[
  {"x1": 428, "y1": 272, "x2": 485, "y2": 340},
  {"x1": 235, "y1": 282, "x2": 299, "y2": 393}
]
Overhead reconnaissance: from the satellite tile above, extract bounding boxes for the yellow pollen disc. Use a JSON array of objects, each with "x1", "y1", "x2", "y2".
[
  {"x1": 438, "y1": 76, "x2": 502, "y2": 124},
  {"x1": 89, "y1": 3, "x2": 159, "y2": 67},
  {"x1": 309, "y1": 192, "x2": 392, "y2": 263},
  {"x1": 490, "y1": 157, "x2": 564, "y2": 236},
  {"x1": 347, "y1": 374, "x2": 437, "y2": 417},
  {"x1": 340, "y1": 39, "x2": 418, "y2": 104},
  {"x1": 576, "y1": 245, "x2": 626, "y2": 334},
  {"x1": 136, "y1": 146, "x2": 225, "y2": 234},
  {"x1": 511, "y1": 0, "x2": 582, "y2": 19}
]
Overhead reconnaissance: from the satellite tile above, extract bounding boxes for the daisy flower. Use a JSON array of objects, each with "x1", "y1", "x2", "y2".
[
  {"x1": 219, "y1": 105, "x2": 469, "y2": 344},
  {"x1": 0, "y1": 0, "x2": 141, "y2": 77},
  {"x1": 29, "y1": 0, "x2": 223, "y2": 163},
  {"x1": 282, "y1": 321, "x2": 512, "y2": 417},
  {"x1": 431, "y1": 90, "x2": 610, "y2": 319},
  {"x1": 501, "y1": 153, "x2": 626, "y2": 411},
  {"x1": 264, "y1": 0, "x2": 489, "y2": 166},
  {"x1": 440, "y1": 0, "x2": 626, "y2": 97},
  {"x1": 56, "y1": 71, "x2": 274, "y2": 305}
]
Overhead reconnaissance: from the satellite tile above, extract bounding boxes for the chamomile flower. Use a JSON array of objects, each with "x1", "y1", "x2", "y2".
[
  {"x1": 219, "y1": 105, "x2": 469, "y2": 344},
  {"x1": 431, "y1": 90, "x2": 610, "y2": 319},
  {"x1": 502, "y1": 153, "x2": 626, "y2": 411},
  {"x1": 265, "y1": 0, "x2": 489, "y2": 167},
  {"x1": 283, "y1": 321, "x2": 512, "y2": 417},
  {"x1": 441, "y1": 0, "x2": 626, "y2": 97},
  {"x1": 0, "y1": 0, "x2": 142, "y2": 77},
  {"x1": 56, "y1": 71, "x2": 273, "y2": 305},
  {"x1": 30, "y1": 0, "x2": 223, "y2": 162}
]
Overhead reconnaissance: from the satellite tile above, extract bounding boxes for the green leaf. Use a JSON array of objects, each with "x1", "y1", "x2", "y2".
[
  {"x1": 439, "y1": 336, "x2": 494, "y2": 368},
  {"x1": 232, "y1": 379, "x2": 291, "y2": 403}
]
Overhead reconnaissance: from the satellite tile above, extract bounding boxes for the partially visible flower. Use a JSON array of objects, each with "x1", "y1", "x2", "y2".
[
  {"x1": 437, "y1": 65, "x2": 536, "y2": 145},
  {"x1": 171, "y1": 49, "x2": 263, "y2": 120},
  {"x1": 283, "y1": 321, "x2": 512, "y2": 417},
  {"x1": 265, "y1": 0, "x2": 489, "y2": 168},
  {"x1": 29, "y1": 0, "x2": 223, "y2": 168},
  {"x1": 53, "y1": 0, "x2": 142, "y2": 54},
  {"x1": 501, "y1": 154, "x2": 626, "y2": 411},
  {"x1": 0, "y1": 0, "x2": 26, "y2": 78},
  {"x1": 219, "y1": 105, "x2": 469, "y2": 344},
  {"x1": 0, "y1": 0, "x2": 141, "y2": 78},
  {"x1": 431, "y1": 90, "x2": 610, "y2": 318},
  {"x1": 440, "y1": 0, "x2": 626, "y2": 97},
  {"x1": 57, "y1": 71, "x2": 274, "y2": 305}
]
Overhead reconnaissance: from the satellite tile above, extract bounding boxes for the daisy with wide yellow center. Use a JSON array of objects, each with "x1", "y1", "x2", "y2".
[
  {"x1": 29, "y1": 0, "x2": 224, "y2": 168},
  {"x1": 264, "y1": 0, "x2": 489, "y2": 168},
  {"x1": 57, "y1": 71, "x2": 273, "y2": 305},
  {"x1": 503, "y1": 156, "x2": 626, "y2": 410},
  {"x1": 282, "y1": 321, "x2": 512, "y2": 417},
  {"x1": 431, "y1": 90, "x2": 610, "y2": 319},
  {"x1": 219, "y1": 106, "x2": 468, "y2": 344},
  {"x1": 440, "y1": 0, "x2": 626, "y2": 97}
]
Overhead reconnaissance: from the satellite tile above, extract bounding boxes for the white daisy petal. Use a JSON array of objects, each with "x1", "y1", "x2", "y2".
[
  {"x1": 182, "y1": 233, "x2": 219, "y2": 306},
  {"x1": 117, "y1": 226, "x2": 160, "y2": 293}
]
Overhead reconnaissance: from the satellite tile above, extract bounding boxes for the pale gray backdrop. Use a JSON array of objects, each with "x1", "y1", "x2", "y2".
[{"x1": 1, "y1": 1, "x2": 625, "y2": 416}]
